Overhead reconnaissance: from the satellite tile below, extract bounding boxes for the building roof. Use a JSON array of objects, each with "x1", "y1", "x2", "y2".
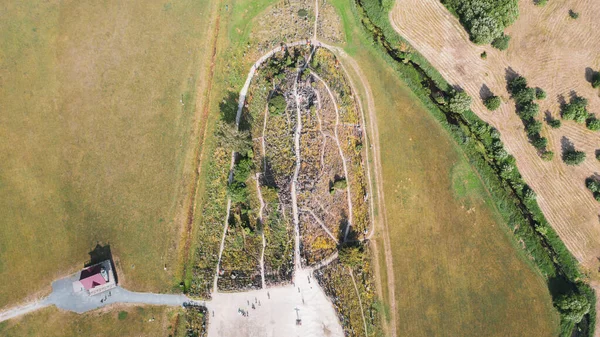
[{"x1": 79, "y1": 265, "x2": 107, "y2": 290}]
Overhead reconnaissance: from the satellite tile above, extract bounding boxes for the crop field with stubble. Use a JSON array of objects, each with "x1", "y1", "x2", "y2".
[
  {"x1": 0, "y1": 0, "x2": 217, "y2": 309},
  {"x1": 390, "y1": 0, "x2": 600, "y2": 273}
]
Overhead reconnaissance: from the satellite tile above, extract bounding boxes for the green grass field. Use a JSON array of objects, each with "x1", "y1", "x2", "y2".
[
  {"x1": 329, "y1": 2, "x2": 560, "y2": 336},
  {"x1": 0, "y1": 306, "x2": 178, "y2": 337},
  {"x1": 0, "y1": 0, "x2": 215, "y2": 306}
]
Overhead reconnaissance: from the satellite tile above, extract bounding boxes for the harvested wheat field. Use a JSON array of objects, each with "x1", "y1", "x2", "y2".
[{"x1": 390, "y1": 0, "x2": 600, "y2": 272}]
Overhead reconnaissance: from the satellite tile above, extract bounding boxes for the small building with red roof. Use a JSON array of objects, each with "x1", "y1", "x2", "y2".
[{"x1": 72, "y1": 260, "x2": 116, "y2": 296}]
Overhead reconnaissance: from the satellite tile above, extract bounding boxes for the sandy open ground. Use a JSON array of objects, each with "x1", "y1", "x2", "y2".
[
  {"x1": 390, "y1": 0, "x2": 600, "y2": 271},
  {"x1": 207, "y1": 268, "x2": 343, "y2": 337}
]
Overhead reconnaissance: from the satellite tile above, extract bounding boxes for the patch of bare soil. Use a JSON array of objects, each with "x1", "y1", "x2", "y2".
[
  {"x1": 250, "y1": 0, "x2": 315, "y2": 59},
  {"x1": 316, "y1": 0, "x2": 345, "y2": 45},
  {"x1": 390, "y1": 0, "x2": 600, "y2": 273}
]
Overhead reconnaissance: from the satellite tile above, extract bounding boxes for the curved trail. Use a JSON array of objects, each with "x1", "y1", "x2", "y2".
[
  {"x1": 302, "y1": 208, "x2": 339, "y2": 244},
  {"x1": 256, "y1": 173, "x2": 267, "y2": 290},
  {"x1": 310, "y1": 70, "x2": 354, "y2": 242},
  {"x1": 212, "y1": 40, "x2": 316, "y2": 293},
  {"x1": 291, "y1": 47, "x2": 317, "y2": 273},
  {"x1": 349, "y1": 268, "x2": 369, "y2": 337},
  {"x1": 332, "y1": 46, "x2": 397, "y2": 337}
]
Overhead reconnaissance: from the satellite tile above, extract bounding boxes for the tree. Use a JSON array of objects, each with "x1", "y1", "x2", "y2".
[
  {"x1": 562, "y1": 149, "x2": 586, "y2": 165},
  {"x1": 586, "y1": 177, "x2": 600, "y2": 193},
  {"x1": 531, "y1": 136, "x2": 547, "y2": 149},
  {"x1": 470, "y1": 16, "x2": 503, "y2": 44},
  {"x1": 338, "y1": 245, "x2": 364, "y2": 268},
  {"x1": 548, "y1": 119, "x2": 561, "y2": 128},
  {"x1": 555, "y1": 293, "x2": 590, "y2": 323},
  {"x1": 233, "y1": 158, "x2": 253, "y2": 184},
  {"x1": 562, "y1": 96, "x2": 589, "y2": 123},
  {"x1": 519, "y1": 102, "x2": 540, "y2": 119},
  {"x1": 586, "y1": 116, "x2": 600, "y2": 131},
  {"x1": 513, "y1": 87, "x2": 536, "y2": 106},
  {"x1": 508, "y1": 76, "x2": 528, "y2": 94},
  {"x1": 535, "y1": 88, "x2": 547, "y2": 100},
  {"x1": 484, "y1": 95, "x2": 501, "y2": 111},
  {"x1": 228, "y1": 181, "x2": 249, "y2": 205},
  {"x1": 216, "y1": 122, "x2": 252, "y2": 154},
  {"x1": 448, "y1": 90, "x2": 472, "y2": 113},
  {"x1": 491, "y1": 33, "x2": 511, "y2": 50},
  {"x1": 592, "y1": 71, "x2": 600, "y2": 88},
  {"x1": 526, "y1": 120, "x2": 543, "y2": 136}
]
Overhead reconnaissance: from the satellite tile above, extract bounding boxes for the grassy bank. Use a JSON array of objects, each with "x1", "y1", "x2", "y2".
[
  {"x1": 0, "y1": 306, "x2": 179, "y2": 337},
  {"x1": 351, "y1": 0, "x2": 595, "y2": 335}
]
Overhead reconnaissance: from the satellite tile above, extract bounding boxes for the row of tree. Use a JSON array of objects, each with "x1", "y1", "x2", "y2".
[{"x1": 507, "y1": 76, "x2": 552, "y2": 158}]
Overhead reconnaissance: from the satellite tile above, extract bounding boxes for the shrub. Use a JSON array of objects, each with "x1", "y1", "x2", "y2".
[
  {"x1": 491, "y1": 33, "x2": 511, "y2": 50},
  {"x1": 561, "y1": 96, "x2": 589, "y2": 123},
  {"x1": 484, "y1": 95, "x2": 501, "y2": 111},
  {"x1": 526, "y1": 120, "x2": 543, "y2": 136},
  {"x1": 569, "y1": 10, "x2": 579, "y2": 19},
  {"x1": 555, "y1": 293, "x2": 590, "y2": 323},
  {"x1": 531, "y1": 136, "x2": 548, "y2": 149},
  {"x1": 597, "y1": 151, "x2": 600, "y2": 161},
  {"x1": 548, "y1": 119, "x2": 561, "y2": 128},
  {"x1": 118, "y1": 311, "x2": 128, "y2": 320},
  {"x1": 448, "y1": 90, "x2": 472, "y2": 113},
  {"x1": 297, "y1": 9, "x2": 308, "y2": 18},
  {"x1": 586, "y1": 116, "x2": 600, "y2": 131},
  {"x1": 535, "y1": 0, "x2": 548, "y2": 6},
  {"x1": 592, "y1": 71, "x2": 600, "y2": 88},
  {"x1": 480, "y1": 51, "x2": 487, "y2": 59},
  {"x1": 269, "y1": 94, "x2": 287, "y2": 115},
  {"x1": 338, "y1": 244, "x2": 364, "y2": 268},
  {"x1": 586, "y1": 177, "x2": 600, "y2": 193},
  {"x1": 535, "y1": 88, "x2": 547, "y2": 100},
  {"x1": 541, "y1": 151, "x2": 554, "y2": 161},
  {"x1": 562, "y1": 149, "x2": 586, "y2": 165}
]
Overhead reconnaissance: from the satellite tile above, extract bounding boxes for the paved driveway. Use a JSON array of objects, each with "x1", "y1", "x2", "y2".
[{"x1": 43, "y1": 274, "x2": 191, "y2": 314}]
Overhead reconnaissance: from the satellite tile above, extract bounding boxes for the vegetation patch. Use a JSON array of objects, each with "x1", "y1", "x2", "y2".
[{"x1": 441, "y1": 0, "x2": 518, "y2": 46}]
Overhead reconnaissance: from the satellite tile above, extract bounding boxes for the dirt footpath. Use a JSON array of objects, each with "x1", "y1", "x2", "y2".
[{"x1": 390, "y1": 0, "x2": 600, "y2": 271}]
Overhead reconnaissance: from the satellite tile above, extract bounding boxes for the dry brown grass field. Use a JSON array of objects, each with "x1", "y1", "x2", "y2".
[
  {"x1": 390, "y1": 0, "x2": 600, "y2": 274},
  {"x1": 0, "y1": 305, "x2": 178, "y2": 337},
  {"x1": 0, "y1": 0, "x2": 218, "y2": 309}
]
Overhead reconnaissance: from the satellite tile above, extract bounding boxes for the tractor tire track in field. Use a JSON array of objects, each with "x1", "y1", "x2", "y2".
[{"x1": 181, "y1": 1, "x2": 221, "y2": 280}]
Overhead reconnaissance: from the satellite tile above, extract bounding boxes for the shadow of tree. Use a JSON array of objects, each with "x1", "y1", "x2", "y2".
[
  {"x1": 479, "y1": 83, "x2": 493, "y2": 100},
  {"x1": 560, "y1": 136, "x2": 575, "y2": 154}
]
